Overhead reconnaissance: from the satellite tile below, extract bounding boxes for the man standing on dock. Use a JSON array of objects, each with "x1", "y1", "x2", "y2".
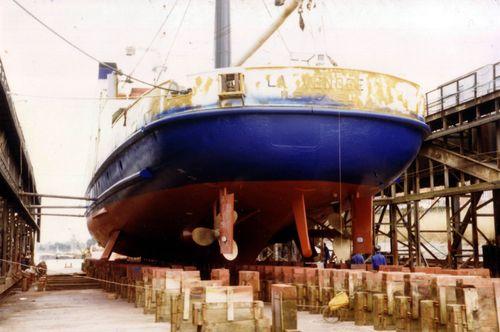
[
  {"x1": 371, "y1": 245, "x2": 387, "y2": 270},
  {"x1": 351, "y1": 252, "x2": 365, "y2": 264}
]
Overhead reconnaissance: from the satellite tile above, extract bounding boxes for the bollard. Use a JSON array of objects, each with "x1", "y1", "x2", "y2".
[
  {"x1": 394, "y1": 295, "x2": 412, "y2": 331},
  {"x1": 271, "y1": 284, "x2": 297, "y2": 332}
]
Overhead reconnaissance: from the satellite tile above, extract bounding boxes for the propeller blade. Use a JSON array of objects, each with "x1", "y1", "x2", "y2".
[
  {"x1": 222, "y1": 240, "x2": 238, "y2": 261},
  {"x1": 191, "y1": 227, "x2": 216, "y2": 246}
]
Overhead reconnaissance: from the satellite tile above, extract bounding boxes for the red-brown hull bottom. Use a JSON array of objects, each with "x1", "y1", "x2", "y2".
[{"x1": 87, "y1": 180, "x2": 376, "y2": 264}]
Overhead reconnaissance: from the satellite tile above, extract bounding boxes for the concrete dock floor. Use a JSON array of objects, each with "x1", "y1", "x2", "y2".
[{"x1": 0, "y1": 288, "x2": 377, "y2": 331}]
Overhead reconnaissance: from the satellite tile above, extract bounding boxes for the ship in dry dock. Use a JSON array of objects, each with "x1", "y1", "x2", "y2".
[{"x1": 85, "y1": 0, "x2": 429, "y2": 264}]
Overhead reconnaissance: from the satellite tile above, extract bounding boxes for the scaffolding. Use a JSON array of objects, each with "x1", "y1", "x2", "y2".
[
  {"x1": 374, "y1": 61, "x2": 500, "y2": 270},
  {"x1": 0, "y1": 57, "x2": 40, "y2": 294}
]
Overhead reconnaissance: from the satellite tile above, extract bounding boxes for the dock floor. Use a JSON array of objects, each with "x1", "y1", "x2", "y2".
[{"x1": 0, "y1": 288, "x2": 376, "y2": 331}]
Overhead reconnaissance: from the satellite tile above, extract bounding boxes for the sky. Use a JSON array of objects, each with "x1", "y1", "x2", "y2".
[{"x1": 0, "y1": 0, "x2": 499, "y2": 243}]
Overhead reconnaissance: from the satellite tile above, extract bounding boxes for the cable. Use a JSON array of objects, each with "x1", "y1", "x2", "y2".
[
  {"x1": 260, "y1": 0, "x2": 293, "y2": 58},
  {"x1": 10, "y1": 0, "x2": 184, "y2": 93},
  {"x1": 154, "y1": 0, "x2": 192, "y2": 83},
  {"x1": 9, "y1": 92, "x2": 159, "y2": 101},
  {"x1": 120, "y1": 0, "x2": 180, "y2": 89}
]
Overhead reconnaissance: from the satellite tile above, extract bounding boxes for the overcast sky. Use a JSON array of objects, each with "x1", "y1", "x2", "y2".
[{"x1": 1, "y1": 0, "x2": 499, "y2": 243}]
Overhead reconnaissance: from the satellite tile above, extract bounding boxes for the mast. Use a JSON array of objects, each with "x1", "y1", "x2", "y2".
[{"x1": 215, "y1": 0, "x2": 231, "y2": 68}]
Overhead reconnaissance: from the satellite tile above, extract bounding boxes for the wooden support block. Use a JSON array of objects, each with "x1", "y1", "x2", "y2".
[
  {"x1": 120, "y1": 276, "x2": 128, "y2": 299},
  {"x1": 200, "y1": 301, "x2": 265, "y2": 323},
  {"x1": 338, "y1": 306, "x2": 354, "y2": 321},
  {"x1": 305, "y1": 268, "x2": 318, "y2": 286},
  {"x1": 317, "y1": 269, "x2": 332, "y2": 288},
  {"x1": 354, "y1": 291, "x2": 371, "y2": 326},
  {"x1": 211, "y1": 268, "x2": 230, "y2": 286},
  {"x1": 373, "y1": 292, "x2": 394, "y2": 330},
  {"x1": 494, "y1": 280, "x2": 500, "y2": 332},
  {"x1": 382, "y1": 272, "x2": 405, "y2": 316},
  {"x1": 273, "y1": 266, "x2": 283, "y2": 283},
  {"x1": 351, "y1": 263, "x2": 367, "y2": 270},
  {"x1": 394, "y1": 296, "x2": 412, "y2": 332},
  {"x1": 282, "y1": 267, "x2": 294, "y2": 284},
  {"x1": 459, "y1": 278, "x2": 499, "y2": 331},
  {"x1": 271, "y1": 284, "x2": 297, "y2": 332},
  {"x1": 306, "y1": 285, "x2": 320, "y2": 314},
  {"x1": 414, "y1": 266, "x2": 442, "y2": 274},
  {"x1": 446, "y1": 304, "x2": 465, "y2": 332},
  {"x1": 408, "y1": 273, "x2": 434, "y2": 319},
  {"x1": 292, "y1": 267, "x2": 306, "y2": 284},
  {"x1": 420, "y1": 300, "x2": 440, "y2": 331},
  {"x1": 319, "y1": 286, "x2": 334, "y2": 308},
  {"x1": 239, "y1": 271, "x2": 260, "y2": 300},
  {"x1": 143, "y1": 282, "x2": 155, "y2": 314},
  {"x1": 363, "y1": 271, "x2": 383, "y2": 294},
  {"x1": 294, "y1": 284, "x2": 307, "y2": 311},
  {"x1": 264, "y1": 266, "x2": 274, "y2": 281},
  {"x1": 155, "y1": 289, "x2": 178, "y2": 322}
]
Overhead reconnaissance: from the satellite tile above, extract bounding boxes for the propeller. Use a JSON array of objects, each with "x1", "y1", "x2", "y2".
[{"x1": 191, "y1": 211, "x2": 238, "y2": 260}]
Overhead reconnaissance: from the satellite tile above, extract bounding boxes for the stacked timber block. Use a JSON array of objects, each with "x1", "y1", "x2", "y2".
[
  {"x1": 168, "y1": 279, "x2": 223, "y2": 327},
  {"x1": 336, "y1": 269, "x2": 364, "y2": 321},
  {"x1": 318, "y1": 269, "x2": 334, "y2": 309},
  {"x1": 271, "y1": 284, "x2": 297, "y2": 332},
  {"x1": 154, "y1": 269, "x2": 183, "y2": 321},
  {"x1": 83, "y1": 259, "x2": 500, "y2": 331},
  {"x1": 292, "y1": 267, "x2": 307, "y2": 311},
  {"x1": 142, "y1": 267, "x2": 155, "y2": 313},
  {"x1": 171, "y1": 285, "x2": 270, "y2": 332},
  {"x1": 239, "y1": 271, "x2": 260, "y2": 300},
  {"x1": 211, "y1": 268, "x2": 230, "y2": 286},
  {"x1": 305, "y1": 268, "x2": 321, "y2": 313},
  {"x1": 263, "y1": 266, "x2": 275, "y2": 302},
  {"x1": 126, "y1": 264, "x2": 142, "y2": 303},
  {"x1": 379, "y1": 265, "x2": 410, "y2": 272}
]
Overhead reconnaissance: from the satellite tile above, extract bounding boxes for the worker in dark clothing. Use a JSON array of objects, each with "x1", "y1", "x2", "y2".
[
  {"x1": 323, "y1": 243, "x2": 331, "y2": 265},
  {"x1": 372, "y1": 244, "x2": 387, "y2": 270},
  {"x1": 351, "y1": 253, "x2": 364, "y2": 264}
]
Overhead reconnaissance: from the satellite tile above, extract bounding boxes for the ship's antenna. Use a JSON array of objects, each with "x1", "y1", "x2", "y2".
[{"x1": 215, "y1": 0, "x2": 231, "y2": 68}]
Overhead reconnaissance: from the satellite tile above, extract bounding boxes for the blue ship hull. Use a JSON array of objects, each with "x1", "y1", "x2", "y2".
[
  {"x1": 86, "y1": 107, "x2": 428, "y2": 262},
  {"x1": 88, "y1": 107, "x2": 428, "y2": 201}
]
